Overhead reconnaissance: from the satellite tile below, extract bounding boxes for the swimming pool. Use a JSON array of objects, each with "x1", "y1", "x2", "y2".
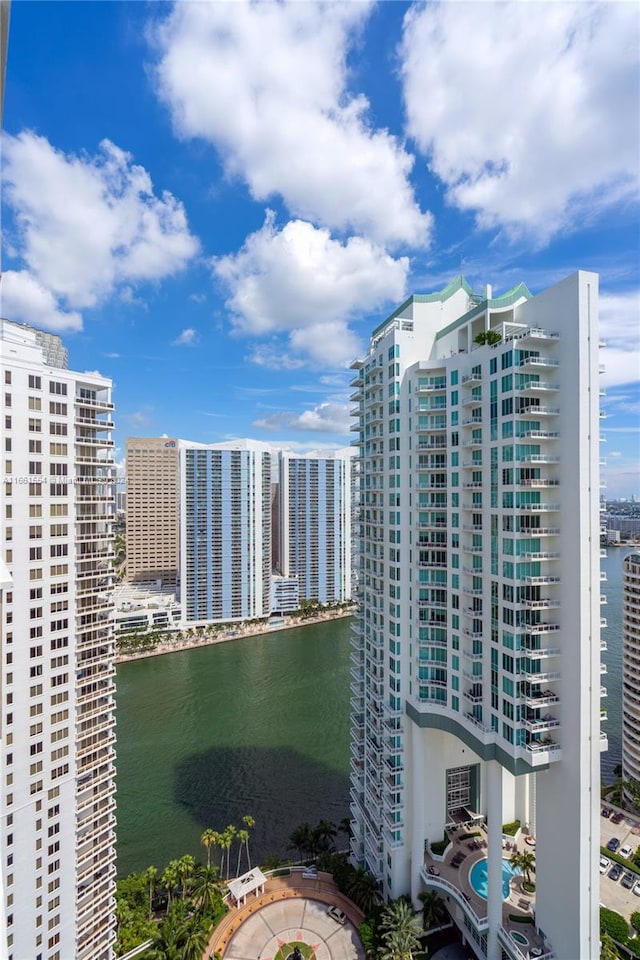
[{"x1": 469, "y1": 858, "x2": 519, "y2": 900}]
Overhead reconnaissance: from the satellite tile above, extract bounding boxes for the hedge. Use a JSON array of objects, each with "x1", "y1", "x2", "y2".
[
  {"x1": 502, "y1": 820, "x2": 521, "y2": 837},
  {"x1": 600, "y1": 907, "x2": 630, "y2": 944},
  {"x1": 601, "y1": 847, "x2": 640, "y2": 877}
]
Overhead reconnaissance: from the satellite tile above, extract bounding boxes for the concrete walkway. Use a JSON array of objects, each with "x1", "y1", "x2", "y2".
[{"x1": 205, "y1": 872, "x2": 364, "y2": 960}]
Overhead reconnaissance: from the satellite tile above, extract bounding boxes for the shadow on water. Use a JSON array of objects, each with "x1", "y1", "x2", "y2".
[{"x1": 173, "y1": 744, "x2": 350, "y2": 868}]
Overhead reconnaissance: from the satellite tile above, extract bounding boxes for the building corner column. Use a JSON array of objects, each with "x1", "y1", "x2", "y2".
[{"x1": 486, "y1": 759, "x2": 504, "y2": 960}]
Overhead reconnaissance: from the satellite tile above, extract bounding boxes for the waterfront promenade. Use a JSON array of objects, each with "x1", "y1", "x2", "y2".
[{"x1": 115, "y1": 608, "x2": 354, "y2": 664}]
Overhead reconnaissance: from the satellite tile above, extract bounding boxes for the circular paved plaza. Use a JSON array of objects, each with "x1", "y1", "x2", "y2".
[
  {"x1": 206, "y1": 872, "x2": 365, "y2": 960},
  {"x1": 226, "y1": 898, "x2": 364, "y2": 960}
]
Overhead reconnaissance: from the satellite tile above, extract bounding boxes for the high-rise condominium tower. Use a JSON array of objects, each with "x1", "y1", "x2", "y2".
[
  {"x1": 179, "y1": 440, "x2": 272, "y2": 623},
  {"x1": 0, "y1": 320, "x2": 116, "y2": 960},
  {"x1": 349, "y1": 274, "x2": 604, "y2": 960},
  {"x1": 623, "y1": 552, "x2": 640, "y2": 804},
  {"x1": 125, "y1": 436, "x2": 179, "y2": 589},
  {"x1": 278, "y1": 451, "x2": 352, "y2": 604}
]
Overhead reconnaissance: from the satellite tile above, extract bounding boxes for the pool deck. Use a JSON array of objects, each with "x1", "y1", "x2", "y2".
[{"x1": 422, "y1": 825, "x2": 550, "y2": 959}]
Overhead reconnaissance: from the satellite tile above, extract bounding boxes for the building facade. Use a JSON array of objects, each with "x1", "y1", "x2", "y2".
[
  {"x1": 278, "y1": 452, "x2": 352, "y2": 604},
  {"x1": 623, "y1": 553, "x2": 640, "y2": 804},
  {"x1": 125, "y1": 437, "x2": 179, "y2": 590},
  {"x1": 179, "y1": 440, "x2": 272, "y2": 624},
  {"x1": 0, "y1": 320, "x2": 116, "y2": 960},
  {"x1": 349, "y1": 274, "x2": 604, "y2": 960}
]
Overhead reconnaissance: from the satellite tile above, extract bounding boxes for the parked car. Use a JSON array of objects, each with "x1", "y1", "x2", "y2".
[
  {"x1": 609, "y1": 864, "x2": 623, "y2": 882},
  {"x1": 326, "y1": 906, "x2": 347, "y2": 925},
  {"x1": 607, "y1": 838, "x2": 620, "y2": 852},
  {"x1": 633, "y1": 881, "x2": 640, "y2": 896},
  {"x1": 302, "y1": 866, "x2": 318, "y2": 879},
  {"x1": 622, "y1": 872, "x2": 636, "y2": 890},
  {"x1": 612, "y1": 812, "x2": 625, "y2": 825},
  {"x1": 602, "y1": 808, "x2": 612, "y2": 818},
  {"x1": 620, "y1": 845, "x2": 634, "y2": 859},
  {"x1": 600, "y1": 856, "x2": 611, "y2": 874}
]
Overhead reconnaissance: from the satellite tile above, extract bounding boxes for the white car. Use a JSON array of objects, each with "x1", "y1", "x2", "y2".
[
  {"x1": 600, "y1": 856, "x2": 611, "y2": 874},
  {"x1": 620, "y1": 844, "x2": 634, "y2": 859},
  {"x1": 633, "y1": 881, "x2": 640, "y2": 896},
  {"x1": 326, "y1": 906, "x2": 347, "y2": 925}
]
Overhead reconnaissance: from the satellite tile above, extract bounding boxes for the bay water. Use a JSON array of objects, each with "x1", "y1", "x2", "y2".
[
  {"x1": 115, "y1": 550, "x2": 627, "y2": 876},
  {"x1": 115, "y1": 618, "x2": 352, "y2": 877}
]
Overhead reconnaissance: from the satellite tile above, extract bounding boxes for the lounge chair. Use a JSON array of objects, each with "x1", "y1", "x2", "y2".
[
  {"x1": 518, "y1": 898, "x2": 530, "y2": 911},
  {"x1": 428, "y1": 865, "x2": 440, "y2": 876}
]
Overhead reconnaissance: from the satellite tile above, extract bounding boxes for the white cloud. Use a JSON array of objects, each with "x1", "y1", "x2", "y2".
[
  {"x1": 253, "y1": 401, "x2": 349, "y2": 435},
  {"x1": 152, "y1": 1, "x2": 432, "y2": 247},
  {"x1": 121, "y1": 408, "x2": 154, "y2": 430},
  {"x1": 248, "y1": 344, "x2": 307, "y2": 371},
  {"x1": 599, "y1": 290, "x2": 640, "y2": 388},
  {"x1": 214, "y1": 213, "x2": 408, "y2": 366},
  {"x1": 173, "y1": 327, "x2": 198, "y2": 346},
  {"x1": 0, "y1": 270, "x2": 82, "y2": 332},
  {"x1": 401, "y1": 2, "x2": 640, "y2": 241},
  {"x1": 2, "y1": 131, "x2": 199, "y2": 329}
]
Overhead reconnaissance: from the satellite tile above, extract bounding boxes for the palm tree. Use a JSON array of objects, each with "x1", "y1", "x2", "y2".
[
  {"x1": 177, "y1": 854, "x2": 195, "y2": 900},
  {"x1": 512, "y1": 850, "x2": 536, "y2": 886},
  {"x1": 191, "y1": 865, "x2": 223, "y2": 918},
  {"x1": 314, "y1": 819, "x2": 337, "y2": 854},
  {"x1": 236, "y1": 829, "x2": 249, "y2": 877},
  {"x1": 346, "y1": 867, "x2": 382, "y2": 915},
  {"x1": 148, "y1": 911, "x2": 183, "y2": 960},
  {"x1": 242, "y1": 814, "x2": 256, "y2": 869},
  {"x1": 179, "y1": 916, "x2": 210, "y2": 960},
  {"x1": 146, "y1": 864, "x2": 158, "y2": 919},
  {"x1": 222, "y1": 825, "x2": 236, "y2": 879},
  {"x1": 339, "y1": 817, "x2": 353, "y2": 842},
  {"x1": 160, "y1": 860, "x2": 180, "y2": 911},
  {"x1": 201, "y1": 828, "x2": 217, "y2": 869},
  {"x1": 418, "y1": 889, "x2": 446, "y2": 930},
  {"x1": 379, "y1": 899, "x2": 422, "y2": 960},
  {"x1": 290, "y1": 822, "x2": 312, "y2": 861}
]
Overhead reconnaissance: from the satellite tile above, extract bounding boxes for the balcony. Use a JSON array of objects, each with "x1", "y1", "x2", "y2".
[
  {"x1": 523, "y1": 690, "x2": 559, "y2": 707},
  {"x1": 520, "y1": 740, "x2": 562, "y2": 766},
  {"x1": 520, "y1": 598, "x2": 559, "y2": 609},
  {"x1": 520, "y1": 670, "x2": 560, "y2": 683},
  {"x1": 463, "y1": 690, "x2": 483, "y2": 704},
  {"x1": 518, "y1": 430, "x2": 559, "y2": 440},
  {"x1": 515, "y1": 406, "x2": 559, "y2": 416},
  {"x1": 464, "y1": 712, "x2": 493, "y2": 735},
  {"x1": 75, "y1": 415, "x2": 115, "y2": 430},
  {"x1": 518, "y1": 454, "x2": 560, "y2": 465},
  {"x1": 463, "y1": 647, "x2": 484, "y2": 662},
  {"x1": 75, "y1": 395, "x2": 114, "y2": 411},
  {"x1": 519, "y1": 356, "x2": 559, "y2": 369},
  {"x1": 523, "y1": 716, "x2": 560, "y2": 733},
  {"x1": 515, "y1": 381, "x2": 559, "y2": 393}
]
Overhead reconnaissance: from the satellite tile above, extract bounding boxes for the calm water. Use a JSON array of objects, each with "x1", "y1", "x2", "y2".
[
  {"x1": 115, "y1": 618, "x2": 352, "y2": 878},
  {"x1": 115, "y1": 554, "x2": 627, "y2": 876}
]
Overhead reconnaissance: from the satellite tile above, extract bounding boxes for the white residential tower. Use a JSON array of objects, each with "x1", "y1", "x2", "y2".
[
  {"x1": 1, "y1": 319, "x2": 116, "y2": 960},
  {"x1": 349, "y1": 274, "x2": 604, "y2": 960}
]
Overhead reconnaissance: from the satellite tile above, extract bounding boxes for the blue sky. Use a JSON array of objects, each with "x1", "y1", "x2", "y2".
[{"x1": 2, "y1": 1, "x2": 639, "y2": 496}]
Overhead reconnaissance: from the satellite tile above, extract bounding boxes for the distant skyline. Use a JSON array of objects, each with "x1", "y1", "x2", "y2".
[{"x1": 1, "y1": 1, "x2": 638, "y2": 496}]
